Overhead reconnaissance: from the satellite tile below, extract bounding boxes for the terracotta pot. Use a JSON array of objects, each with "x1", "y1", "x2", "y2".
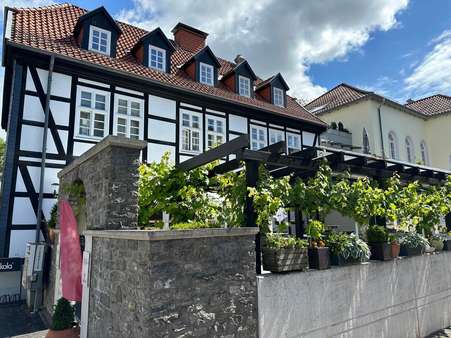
[
  {"x1": 46, "y1": 327, "x2": 80, "y2": 338},
  {"x1": 391, "y1": 242, "x2": 400, "y2": 258}
]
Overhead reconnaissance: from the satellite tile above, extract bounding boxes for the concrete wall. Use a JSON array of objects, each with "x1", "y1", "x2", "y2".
[
  {"x1": 84, "y1": 228, "x2": 259, "y2": 338},
  {"x1": 258, "y1": 251, "x2": 451, "y2": 338}
]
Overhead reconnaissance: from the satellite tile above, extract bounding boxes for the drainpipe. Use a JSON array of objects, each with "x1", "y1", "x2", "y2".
[
  {"x1": 377, "y1": 98, "x2": 386, "y2": 159},
  {"x1": 35, "y1": 54, "x2": 55, "y2": 242}
]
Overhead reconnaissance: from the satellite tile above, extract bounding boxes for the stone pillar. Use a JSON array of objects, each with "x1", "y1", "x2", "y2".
[{"x1": 57, "y1": 136, "x2": 146, "y2": 230}]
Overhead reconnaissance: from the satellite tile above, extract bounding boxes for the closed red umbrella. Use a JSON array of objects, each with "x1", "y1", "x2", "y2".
[{"x1": 59, "y1": 199, "x2": 82, "y2": 301}]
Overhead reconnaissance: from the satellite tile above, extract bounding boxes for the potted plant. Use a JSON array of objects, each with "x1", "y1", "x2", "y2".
[
  {"x1": 389, "y1": 233, "x2": 401, "y2": 259},
  {"x1": 398, "y1": 232, "x2": 429, "y2": 257},
  {"x1": 46, "y1": 297, "x2": 79, "y2": 338},
  {"x1": 366, "y1": 225, "x2": 392, "y2": 261},
  {"x1": 429, "y1": 234, "x2": 445, "y2": 252},
  {"x1": 305, "y1": 220, "x2": 330, "y2": 270},
  {"x1": 326, "y1": 232, "x2": 370, "y2": 266},
  {"x1": 262, "y1": 233, "x2": 308, "y2": 273}
]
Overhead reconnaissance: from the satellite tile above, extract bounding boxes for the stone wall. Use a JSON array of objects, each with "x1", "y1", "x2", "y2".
[
  {"x1": 57, "y1": 136, "x2": 146, "y2": 231},
  {"x1": 258, "y1": 251, "x2": 451, "y2": 338},
  {"x1": 85, "y1": 228, "x2": 259, "y2": 338}
]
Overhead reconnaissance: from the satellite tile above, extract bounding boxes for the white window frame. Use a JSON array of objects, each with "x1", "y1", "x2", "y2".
[
  {"x1": 113, "y1": 94, "x2": 144, "y2": 140},
  {"x1": 180, "y1": 109, "x2": 203, "y2": 154},
  {"x1": 273, "y1": 87, "x2": 284, "y2": 107},
  {"x1": 148, "y1": 45, "x2": 166, "y2": 72},
  {"x1": 88, "y1": 25, "x2": 111, "y2": 55},
  {"x1": 250, "y1": 125, "x2": 267, "y2": 150},
  {"x1": 420, "y1": 140, "x2": 429, "y2": 165},
  {"x1": 238, "y1": 75, "x2": 251, "y2": 97},
  {"x1": 287, "y1": 132, "x2": 301, "y2": 154},
  {"x1": 75, "y1": 86, "x2": 110, "y2": 140},
  {"x1": 269, "y1": 129, "x2": 284, "y2": 145},
  {"x1": 206, "y1": 115, "x2": 226, "y2": 150},
  {"x1": 199, "y1": 62, "x2": 214, "y2": 86},
  {"x1": 405, "y1": 136, "x2": 415, "y2": 163},
  {"x1": 388, "y1": 131, "x2": 398, "y2": 160}
]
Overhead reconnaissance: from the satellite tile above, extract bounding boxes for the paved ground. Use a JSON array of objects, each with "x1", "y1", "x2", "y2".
[
  {"x1": 0, "y1": 302, "x2": 449, "y2": 337},
  {"x1": 0, "y1": 303, "x2": 48, "y2": 338}
]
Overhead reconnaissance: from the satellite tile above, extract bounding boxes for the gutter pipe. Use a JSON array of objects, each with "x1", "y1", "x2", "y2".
[{"x1": 377, "y1": 98, "x2": 386, "y2": 159}]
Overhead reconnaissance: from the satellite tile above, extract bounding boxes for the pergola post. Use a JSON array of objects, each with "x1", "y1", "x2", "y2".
[
  {"x1": 294, "y1": 208, "x2": 305, "y2": 238},
  {"x1": 446, "y1": 213, "x2": 451, "y2": 232},
  {"x1": 245, "y1": 160, "x2": 261, "y2": 274}
]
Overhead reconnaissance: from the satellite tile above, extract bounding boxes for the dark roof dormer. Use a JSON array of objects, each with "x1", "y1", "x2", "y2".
[
  {"x1": 181, "y1": 46, "x2": 221, "y2": 87},
  {"x1": 222, "y1": 57, "x2": 257, "y2": 98},
  {"x1": 255, "y1": 73, "x2": 289, "y2": 108},
  {"x1": 74, "y1": 6, "x2": 122, "y2": 57},
  {"x1": 132, "y1": 28, "x2": 175, "y2": 73}
]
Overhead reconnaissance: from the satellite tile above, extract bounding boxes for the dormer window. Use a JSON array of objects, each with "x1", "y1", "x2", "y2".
[
  {"x1": 149, "y1": 45, "x2": 166, "y2": 72},
  {"x1": 89, "y1": 25, "x2": 111, "y2": 55},
  {"x1": 239, "y1": 76, "x2": 251, "y2": 97},
  {"x1": 273, "y1": 87, "x2": 284, "y2": 107},
  {"x1": 200, "y1": 62, "x2": 214, "y2": 86}
]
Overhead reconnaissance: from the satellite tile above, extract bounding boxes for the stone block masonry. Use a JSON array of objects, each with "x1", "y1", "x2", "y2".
[{"x1": 85, "y1": 228, "x2": 259, "y2": 338}]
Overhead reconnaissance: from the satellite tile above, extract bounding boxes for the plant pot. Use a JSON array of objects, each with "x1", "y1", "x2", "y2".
[
  {"x1": 443, "y1": 239, "x2": 451, "y2": 251},
  {"x1": 399, "y1": 245, "x2": 423, "y2": 257},
  {"x1": 330, "y1": 254, "x2": 361, "y2": 266},
  {"x1": 308, "y1": 247, "x2": 330, "y2": 270},
  {"x1": 430, "y1": 239, "x2": 444, "y2": 252},
  {"x1": 369, "y1": 242, "x2": 392, "y2": 261},
  {"x1": 391, "y1": 242, "x2": 400, "y2": 258},
  {"x1": 46, "y1": 327, "x2": 80, "y2": 338},
  {"x1": 262, "y1": 247, "x2": 308, "y2": 273}
]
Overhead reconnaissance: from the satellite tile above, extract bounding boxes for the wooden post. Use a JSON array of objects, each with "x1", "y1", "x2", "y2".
[{"x1": 245, "y1": 160, "x2": 261, "y2": 274}]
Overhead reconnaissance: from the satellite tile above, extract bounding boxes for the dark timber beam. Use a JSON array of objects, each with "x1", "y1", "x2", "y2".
[
  {"x1": 177, "y1": 134, "x2": 249, "y2": 171},
  {"x1": 245, "y1": 160, "x2": 261, "y2": 274},
  {"x1": 208, "y1": 159, "x2": 241, "y2": 176}
]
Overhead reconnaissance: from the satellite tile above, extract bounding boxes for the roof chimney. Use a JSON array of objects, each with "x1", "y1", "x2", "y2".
[
  {"x1": 406, "y1": 98, "x2": 414, "y2": 104},
  {"x1": 234, "y1": 54, "x2": 245, "y2": 64},
  {"x1": 171, "y1": 22, "x2": 208, "y2": 52}
]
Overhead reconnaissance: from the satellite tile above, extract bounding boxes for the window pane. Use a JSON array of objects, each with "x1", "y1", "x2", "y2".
[
  {"x1": 93, "y1": 113, "x2": 105, "y2": 137},
  {"x1": 216, "y1": 120, "x2": 223, "y2": 133},
  {"x1": 131, "y1": 102, "x2": 140, "y2": 117},
  {"x1": 192, "y1": 116, "x2": 199, "y2": 129},
  {"x1": 81, "y1": 91, "x2": 92, "y2": 107},
  {"x1": 182, "y1": 129, "x2": 190, "y2": 151},
  {"x1": 118, "y1": 99, "x2": 128, "y2": 114},
  {"x1": 192, "y1": 131, "x2": 200, "y2": 151},
  {"x1": 207, "y1": 119, "x2": 215, "y2": 131},
  {"x1": 130, "y1": 120, "x2": 140, "y2": 139},
  {"x1": 95, "y1": 94, "x2": 106, "y2": 110},
  {"x1": 182, "y1": 114, "x2": 190, "y2": 127},
  {"x1": 79, "y1": 111, "x2": 91, "y2": 136}
]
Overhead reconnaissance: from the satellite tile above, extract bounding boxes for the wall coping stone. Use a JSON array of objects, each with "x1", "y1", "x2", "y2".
[
  {"x1": 58, "y1": 136, "x2": 147, "y2": 178},
  {"x1": 83, "y1": 227, "x2": 259, "y2": 241}
]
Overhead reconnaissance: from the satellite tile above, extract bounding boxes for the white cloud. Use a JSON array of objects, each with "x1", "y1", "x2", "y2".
[
  {"x1": 404, "y1": 29, "x2": 451, "y2": 98},
  {"x1": 117, "y1": 0, "x2": 408, "y2": 101}
]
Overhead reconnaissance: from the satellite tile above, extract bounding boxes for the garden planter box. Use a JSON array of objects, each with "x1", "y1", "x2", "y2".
[
  {"x1": 308, "y1": 247, "x2": 330, "y2": 270},
  {"x1": 369, "y1": 243, "x2": 392, "y2": 261},
  {"x1": 391, "y1": 242, "x2": 400, "y2": 258},
  {"x1": 330, "y1": 254, "x2": 361, "y2": 266},
  {"x1": 443, "y1": 239, "x2": 451, "y2": 251},
  {"x1": 262, "y1": 247, "x2": 308, "y2": 273},
  {"x1": 399, "y1": 245, "x2": 423, "y2": 257}
]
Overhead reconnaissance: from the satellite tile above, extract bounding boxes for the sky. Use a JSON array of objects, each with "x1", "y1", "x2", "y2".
[{"x1": 0, "y1": 0, "x2": 450, "y2": 138}]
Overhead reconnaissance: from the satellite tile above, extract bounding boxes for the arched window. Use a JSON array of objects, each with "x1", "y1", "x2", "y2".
[
  {"x1": 405, "y1": 136, "x2": 414, "y2": 163},
  {"x1": 388, "y1": 131, "x2": 398, "y2": 159},
  {"x1": 362, "y1": 128, "x2": 370, "y2": 154},
  {"x1": 420, "y1": 140, "x2": 429, "y2": 165}
]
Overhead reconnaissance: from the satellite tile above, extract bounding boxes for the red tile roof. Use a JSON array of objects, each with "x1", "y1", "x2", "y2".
[
  {"x1": 405, "y1": 94, "x2": 451, "y2": 117},
  {"x1": 305, "y1": 83, "x2": 370, "y2": 115},
  {"x1": 7, "y1": 3, "x2": 326, "y2": 127}
]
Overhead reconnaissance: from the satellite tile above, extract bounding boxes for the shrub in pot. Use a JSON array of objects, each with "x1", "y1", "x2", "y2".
[
  {"x1": 367, "y1": 225, "x2": 392, "y2": 261},
  {"x1": 398, "y1": 232, "x2": 429, "y2": 256},
  {"x1": 46, "y1": 297, "x2": 79, "y2": 338},
  {"x1": 326, "y1": 232, "x2": 370, "y2": 266},
  {"x1": 429, "y1": 234, "x2": 445, "y2": 252},
  {"x1": 389, "y1": 234, "x2": 401, "y2": 259},
  {"x1": 262, "y1": 233, "x2": 308, "y2": 273},
  {"x1": 306, "y1": 220, "x2": 330, "y2": 270}
]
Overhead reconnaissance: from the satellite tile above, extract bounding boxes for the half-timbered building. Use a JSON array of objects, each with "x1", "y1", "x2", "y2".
[{"x1": 0, "y1": 4, "x2": 327, "y2": 258}]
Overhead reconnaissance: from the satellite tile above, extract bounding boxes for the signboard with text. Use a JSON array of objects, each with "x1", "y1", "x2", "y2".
[{"x1": 0, "y1": 258, "x2": 23, "y2": 272}]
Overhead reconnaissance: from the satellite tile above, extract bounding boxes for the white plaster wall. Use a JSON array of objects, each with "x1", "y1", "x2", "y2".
[
  {"x1": 147, "y1": 143, "x2": 175, "y2": 163},
  {"x1": 149, "y1": 95, "x2": 176, "y2": 120},
  {"x1": 424, "y1": 114, "x2": 451, "y2": 169},
  {"x1": 148, "y1": 119, "x2": 176, "y2": 143},
  {"x1": 258, "y1": 251, "x2": 451, "y2": 338},
  {"x1": 229, "y1": 114, "x2": 248, "y2": 133}
]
